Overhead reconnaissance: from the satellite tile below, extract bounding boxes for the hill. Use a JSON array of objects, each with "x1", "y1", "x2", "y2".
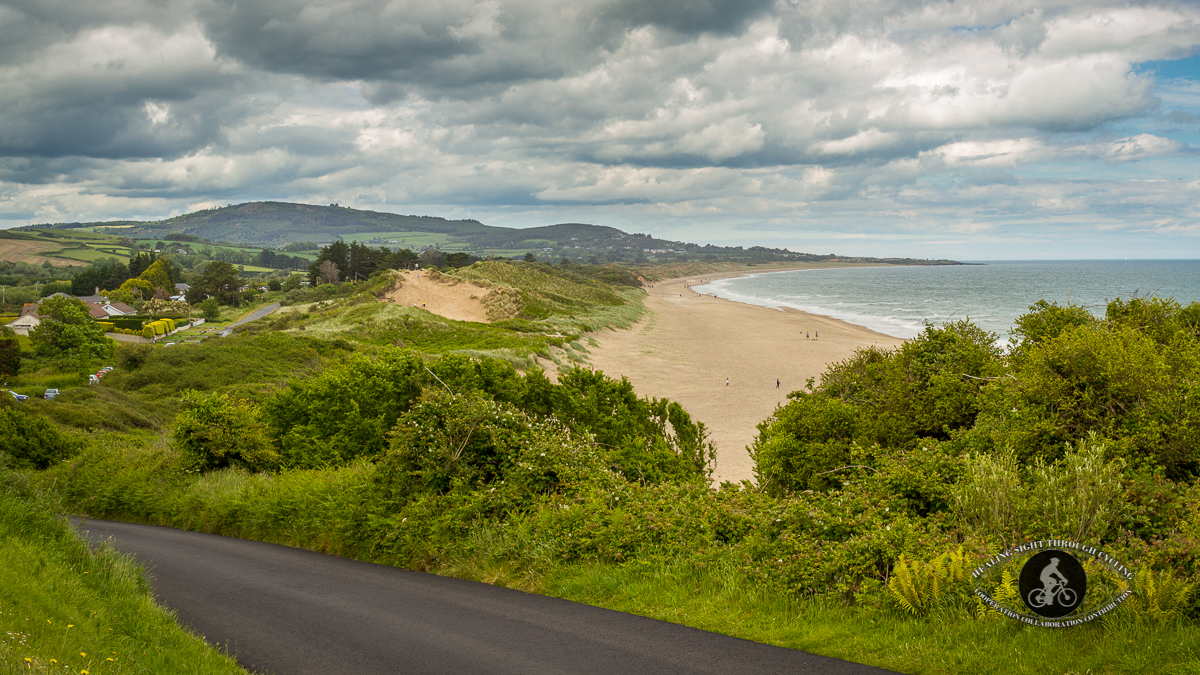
[{"x1": 22, "y1": 201, "x2": 965, "y2": 266}]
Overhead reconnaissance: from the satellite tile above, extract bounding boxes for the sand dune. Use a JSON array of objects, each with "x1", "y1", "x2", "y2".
[
  {"x1": 586, "y1": 271, "x2": 903, "y2": 484},
  {"x1": 383, "y1": 270, "x2": 492, "y2": 323}
]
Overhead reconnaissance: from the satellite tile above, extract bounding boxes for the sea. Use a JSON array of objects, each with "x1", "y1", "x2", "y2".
[{"x1": 691, "y1": 260, "x2": 1200, "y2": 340}]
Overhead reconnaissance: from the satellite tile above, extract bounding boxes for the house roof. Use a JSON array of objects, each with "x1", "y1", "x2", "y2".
[
  {"x1": 9, "y1": 313, "x2": 40, "y2": 327},
  {"x1": 84, "y1": 302, "x2": 109, "y2": 319},
  {"x1": 175, "y1": 282, "x2": 191, "y2": 291},
  {"x1": 75, "y1": 294, "x2": 105, "y2": 304},
  {"x1": 107, "y1": 302, "x2": 136, "y2": 314},
  {"x1": 20, "y1": 303, "x2": 39, "y2": 317}
]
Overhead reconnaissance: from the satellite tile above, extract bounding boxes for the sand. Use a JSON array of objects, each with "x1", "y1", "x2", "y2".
[
  {"x1": 586, "y1": 271, "x2": 904, "y2": 485},
  {"x1": 383, "y1": 271, "x2": 492, "y2": 323}
]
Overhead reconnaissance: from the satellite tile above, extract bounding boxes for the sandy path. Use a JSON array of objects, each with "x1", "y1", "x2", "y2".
[{"x1": 587, "y1": 272, "x2": 903, "y2": 485}]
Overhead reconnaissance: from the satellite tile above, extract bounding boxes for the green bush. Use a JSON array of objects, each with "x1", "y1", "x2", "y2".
[
  {"x1": 173, "y1": 390, "x2": 279, "y2": 472},
  {"x1": 0, "y1": 407, "x2": 82, "y2": 469},
  {"x1": 751, "y1": 393, "x2": 861, "y2": 495},
  {"x1": 0, "y1": 325, "x2": 19, "y2": 377},
  {"x1": 375, "y1": 389, "x2": 608, "y2": 503},
  {"x1": 952, "y1": 437, "x2": 1127, "y2": 545},
  {"x1": 199, "y1": 297, "x2": 221, "y2": 321},
  {"x1": 264, "y1": 349, "x2": 427, "y2": 468},
  {"x1": 116, "y1": 342, "x2": 155, "y2": 370},
  {"x1": 110, "y1": 316, "x2": 149, "y2": 331}
]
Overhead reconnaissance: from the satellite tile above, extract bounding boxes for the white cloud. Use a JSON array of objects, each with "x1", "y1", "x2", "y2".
[{"x1": 0, "y1": 0, "x2": 1198, "y2": 258}]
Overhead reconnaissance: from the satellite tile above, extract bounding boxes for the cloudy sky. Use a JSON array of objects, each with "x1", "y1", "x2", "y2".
[{"x1": 1, "y1": 0, "x2": 1198, "y2": 259}]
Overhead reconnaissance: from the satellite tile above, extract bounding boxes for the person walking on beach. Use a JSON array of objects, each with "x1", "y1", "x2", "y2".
[
  {"x1": 776, "y1": 379, "x2": 780, "y2": 388},
  {"x1": 815, "y1": 331, "x2": 818, "y2": 339},
  {"x1": 805, "y1": 332, "x2": 809, "y2": 339},
  {"x1": 725, "y1": 377, "x2": 729, "y2": 387}
]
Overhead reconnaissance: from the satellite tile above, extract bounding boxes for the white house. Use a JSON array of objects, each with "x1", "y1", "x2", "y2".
[{"x1": 8, "y1": 310, "x2": 39, "y2": 336}]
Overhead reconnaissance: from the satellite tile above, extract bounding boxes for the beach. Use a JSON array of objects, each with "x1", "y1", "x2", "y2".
[{"x1": 586, "y1": 270, "x2": 904, "y2": 485}]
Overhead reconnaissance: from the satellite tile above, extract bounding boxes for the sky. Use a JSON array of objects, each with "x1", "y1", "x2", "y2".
[{"x1": 0, "y1": 0, "x2": 1198, "y2": 260}]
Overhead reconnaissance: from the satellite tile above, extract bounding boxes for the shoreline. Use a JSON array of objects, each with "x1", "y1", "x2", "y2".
[
  {"x1": 586, "y1": 268, "x2": 905, "y2": 485},
  {"x1": 688, "y1": 266, "x2": 917, "y2": 340}
]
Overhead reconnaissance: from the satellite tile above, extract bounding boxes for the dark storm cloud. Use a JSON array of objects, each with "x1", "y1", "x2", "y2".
[
  {"x1": 200, "y1": 0, "x2": 476, "y2": 81},
  {"x1": 603, "y1": 0, "x2": 777, "y2": 36}
]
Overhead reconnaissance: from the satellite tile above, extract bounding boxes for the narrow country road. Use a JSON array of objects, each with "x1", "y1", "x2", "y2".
[
  {"x1": 74, "y1": 519, "x2": 901, "y2": 675},
  {"x1": 218, "y1": 303, "x2": 281, "y2": 337}
]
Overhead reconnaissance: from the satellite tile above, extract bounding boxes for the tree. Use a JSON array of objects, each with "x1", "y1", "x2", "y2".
[
  {"x1": 144, "y1": 298, "x2": 190, "y2": 317},
  {"x1": 28, "y1": 296, "x2": 112, "y2": 361},
  {"x1": 128, "y1": 251, "x2": 158, "y2": 278},
  {"x1": 173, "y1": 390, "x2": 279, "y2": 472},
  {"x1": 71, "y1": 259, "x2": 130, "y2": 295},
  {"x1": 307, "y1": 241, "x2": 349, "y2": 284},
  {"x1": 523, "y1": 252, "x2": 537, "y2": 263},
  {"x1": 445, "y1": 252, "x2": 473, "y2": 268},
  {"x1": 281, "y1": 274, "x2": 303, "y2": 292},
  {"x1": 198, "y1": 298, "x2": 221, "y2": 321},
  {"x1": 186, "y1": 261, "x2": 243, "y2": 306},
  {"x1": 139, "y1": 258, "x2": 175, "y2": 296},
  {"x1": 386, "y1": 248, "x2": 419, "y2": 270},
  {"x1": 420, "y1": 249, "x2": 445, "y2": 268},
  {"x1": 317, "y1": 260, "x2": 340, "y2": 285},
  {"x1": 0, "y1": 326, "x2": 19, "y2": 378},
  {"x1": 114, "y1": 276, "x2": 154, "y2": 301}
]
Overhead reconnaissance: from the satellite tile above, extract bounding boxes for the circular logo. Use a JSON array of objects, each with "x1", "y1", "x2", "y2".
[{"x1": 1018, "y1": 549, "x2": 1087, "y2": 618}]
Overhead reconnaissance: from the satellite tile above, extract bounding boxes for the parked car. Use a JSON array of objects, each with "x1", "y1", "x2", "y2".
[
  {"x1": 5, "y1": 390, "x2": 27, "y2": 401},
  {"x1": 95, "y1": 370, "x2": 106, "y2": 378},
  {"x1": 43, "y1": 388, "x2": 60, "y2": 400},
  {"x1": 101, "y1": 366, "x2": 114, "y2": 372},
  {"x1": 88, "y1": 375, "x2": 99, "y2": 385}
]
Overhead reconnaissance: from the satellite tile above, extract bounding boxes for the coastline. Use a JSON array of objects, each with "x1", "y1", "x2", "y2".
[{"x1": 586, "y1": 268, "x2": 904, "y2": 485}]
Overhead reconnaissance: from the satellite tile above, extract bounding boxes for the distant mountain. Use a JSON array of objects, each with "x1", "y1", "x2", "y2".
[{"x1": 26, "y1": 201, "x2": 964, "y2": 266}]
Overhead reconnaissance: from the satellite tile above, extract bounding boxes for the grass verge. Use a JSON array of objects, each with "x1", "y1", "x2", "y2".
[
  {"x1": 535, "y1": 558, "x2": 1200, "y2": 675},
  {"x1": 0, "y1": 474, "x2": 246, "y2": 675}
]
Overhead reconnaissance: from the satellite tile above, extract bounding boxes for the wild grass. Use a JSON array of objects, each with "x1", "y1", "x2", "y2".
[
  {"x1": 0, "y1": 473, "x2": 246, "y2": 675},
  {"x1": 525, "y1": 556, "x2": 1200, "y2": 675},
  {"x1": 102, "y1": 332, "x2": 349, "y2": 399}
]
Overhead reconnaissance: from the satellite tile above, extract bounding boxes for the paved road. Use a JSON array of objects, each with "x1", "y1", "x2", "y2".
[
  {"x1": 74, "y1": 519, "x2": 900, "y2": 675},
  {"x1": 218, "y1": 303, "x2": 281, "y2": 337}
]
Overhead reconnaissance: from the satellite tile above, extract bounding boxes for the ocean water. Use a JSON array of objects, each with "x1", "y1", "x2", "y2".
[{"x1": 691, "y1": 260, "x2": 1200, "y2": 340}]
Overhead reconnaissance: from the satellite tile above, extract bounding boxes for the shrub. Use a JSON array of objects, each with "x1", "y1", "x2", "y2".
[
  {"x1": 0, "y1": 407, "x2": 82, "y2": 469},
  {"x1": 375, "y1": 389, "x2": 606, "y2": 503},
  {"x1": 952, "y1": 438, "x2": 1127, "y2": 545},
  {"x1": 116, "y1": 343, "x2": 155, "y2": 370},
  {"x1": 264, "y1": 349, "x2": 427, "y2": 468},
  {"x1": 199, "y1": 298, "x2": 221, "y2": 321},
  {"x1": 173, "y1": 390, "x2": 279, "y2": 472},
  {"x1": 751, "y1": 393, "x2": 861, "y2": 495},
  {"x1": 0, "y1": 326, "x2": 19, "y2": 377}
]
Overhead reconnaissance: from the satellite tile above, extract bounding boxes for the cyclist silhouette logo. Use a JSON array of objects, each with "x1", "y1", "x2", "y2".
[{"x1": 1018, "y1": 550, "x2": 1087, "y2": 618}]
